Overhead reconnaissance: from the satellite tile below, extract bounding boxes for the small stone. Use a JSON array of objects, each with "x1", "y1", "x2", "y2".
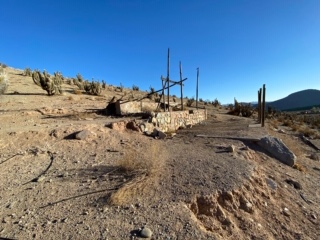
[
  {"x1": 278, "y1": 129, "x2": 285, "y2": 134},
  {"x1": 139, "y1": 124, "x2": 146, "y2": 132},
  {"x1": 140, "y1": 227, "x2": 152, "y2": 238},
  {"x1": 36, "y1": 176, "x2": 46, "y2": 182},
  {"x1": 103, "y1": 207, "x2": 108, "y2": 212},
  {"x1": 75, "y1": 130, "x2": 96, "y2": 140},
  {"x1": 266, "y1": 178, "x2": 278, "y2": 190},
  {"x1": 310, "y1": 153, "x2": 319, "y2": 161},
  {"x1": 283, "y1": 208, "x2": 290, "y2": 217},
  {"x1": 158, "y1": 131, "x2": 167, "y2": 139},
  {"x1": 7, "y1": 201, "x2": 16, "y2": 209},
  {"x1": 226, "y1": 145, "x2": 235, "y2": 153},
  {"x1": 245, "y1": 202, "x2": 253, "y2": 213},
  {"x1": 285, "y1": 179, "x2": 302, "y2": 189},
  {"x1": 311, "y1": 214, "x2": 317, "y2": 220}
]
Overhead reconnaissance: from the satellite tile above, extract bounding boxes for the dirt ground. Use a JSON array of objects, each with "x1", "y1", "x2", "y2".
[{"x1": 0, "y1": 67, "x2": 319, "y2": 239}]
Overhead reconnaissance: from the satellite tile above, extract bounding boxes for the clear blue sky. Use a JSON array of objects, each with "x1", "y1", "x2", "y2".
[{"x1": 1, "y1": 0, "x2": 319, "y2": 103}]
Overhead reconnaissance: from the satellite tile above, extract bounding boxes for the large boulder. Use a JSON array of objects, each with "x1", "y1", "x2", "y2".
[{"x1": 258, "y1": 136, "x2": 296, "y2": 167}]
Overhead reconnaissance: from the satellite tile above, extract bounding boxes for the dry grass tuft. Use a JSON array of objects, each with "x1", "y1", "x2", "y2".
[
  {"x1": 269, "y1": 119, "x2": 280, "y2": 129},
  {"x1": 109, "y1": 144, "x2": 166, "y2": 206},
  {"x1": 299, "y1": 126, "x2": 319, "y2": 138}
]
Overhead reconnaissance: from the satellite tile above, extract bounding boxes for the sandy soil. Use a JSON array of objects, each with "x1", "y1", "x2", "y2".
[{"x1": 0, "y1": 67, "x2": 319, "y2": 239}]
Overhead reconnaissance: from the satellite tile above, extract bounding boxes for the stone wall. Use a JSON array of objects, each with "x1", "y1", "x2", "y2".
[
  {"x1": 115, "y1": 100, "x2": 207, "y2": 132},
  {"x1": 153, "y1": 109, "x2": 207, "y2": 132},
  {"x1": 115, "y1": 100, "x2": 158, "y2": 115}
]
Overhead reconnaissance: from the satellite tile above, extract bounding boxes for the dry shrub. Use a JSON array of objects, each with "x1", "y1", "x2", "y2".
[
  {"x1": 299, "y1": 126, "x2": 318, "y2": 138},
  {"x1": 282, "y1": 120, "x2": 293, "y2": 127},
  {"x1": 269, "y1": 119, "x2": 280, "y2": 129},
  {"x1": 293, "y1": 163, "x2": 307, "y2": 173},
  {"x1": 67, "y1": 95, "x2": 74, "y2": 101},
  {"x1": 109, "y1": 144, "x2": 166, "y2": 206},
  {"x1": 73, "y1": 89, "x2": 82, "y2": 95},
  {"x1": 291, "y1": 124, "x2": 300, "y2": 132}
]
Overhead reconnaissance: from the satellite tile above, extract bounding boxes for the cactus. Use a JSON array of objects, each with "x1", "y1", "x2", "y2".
[
  {"x1": 148, "y1": 86, "x2": 159, "y2": 101},
  {"x1": 132, "y1": 85, "x2": 139, "y2": 91},
  {"x1": 83, "y1": 80, "x2": 91, "y2": 93},
  {"x1": 187, "y1": 97, "x2": 195, "y2": 107},
  {"x1": 228, "y1": 98, "x2": 253, "y2": 118},
  {"x1": 76, "y1": 73, "x2": 84, "y2": 82},
  {"x1": 0, "y1": 68, "x2": 8, "y2": 95},
  {"x1": 24, "y1": 67, "x2": 32, "y2": 77},
  {"x1": 80, "y1": 80, "x2": 102, "y2": 95},
  {"x1": 90, "y1": 81, "x2": 102, "y2": 95},
  {"x1": 74, "y1": 78, "x2": 84, "y2": 90},
  {"x1": 32, "y1": 70, "x2": 62, "y2": 96},
  {"x1": 102, "y1": 80, "x2": 106, "y2": 89},
  {"x1": 53, "y1": 72, "x2": 64, "y2": 85}
]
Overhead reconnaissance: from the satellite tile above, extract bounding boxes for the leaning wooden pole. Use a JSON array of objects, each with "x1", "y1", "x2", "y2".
[
  {"x1": 167, "y1": 48, "x2": 170, "y2": 112},
  {"x1": 196, "y1": 67, "x2": 199, "y2": 109},
  {"x1": 180, "y1": 61, "x2": 184, "y2": 110},
  {"x1": 262, "y1": 84, "x2": 266, "y2": 127}
]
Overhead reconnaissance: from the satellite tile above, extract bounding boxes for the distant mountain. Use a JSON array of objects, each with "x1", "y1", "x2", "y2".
[{"x1": 267, "y1": 89, "x2": 320, "y2": 111}]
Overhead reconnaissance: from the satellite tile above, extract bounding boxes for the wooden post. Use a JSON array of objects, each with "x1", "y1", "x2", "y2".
[
  {"x1": 162, "y1": 75, "x2": 165, "y2": 111},
  {"x1": 167, "y1": 48, "x2": 170, "y2": 112},
  {"x1": 258, "y1": 89, "x2": 261, "y2": 123},
  {"x1": 262, "y1": 84, "x2": 266, "y2": 127},
  {"x1": 196, "y1": 67, "x2": 199, "y2": 109},
  {"x1": 180, "y1": 61, "x2": 184, "y2": 111}
]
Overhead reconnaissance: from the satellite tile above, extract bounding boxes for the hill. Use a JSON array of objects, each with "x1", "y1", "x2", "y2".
[{"x1": 267, "y1": 89, "x2": 320, "y2": 111}]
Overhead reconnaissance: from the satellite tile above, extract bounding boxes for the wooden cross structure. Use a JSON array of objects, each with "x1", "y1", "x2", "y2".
[{"x1": 159, "y1": 48, "x2": 187, "y2": 111}]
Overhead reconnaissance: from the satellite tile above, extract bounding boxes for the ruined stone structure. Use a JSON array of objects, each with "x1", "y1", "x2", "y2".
[{"x1": 152, "y1": 110, "x2": 207, "y2": 132}]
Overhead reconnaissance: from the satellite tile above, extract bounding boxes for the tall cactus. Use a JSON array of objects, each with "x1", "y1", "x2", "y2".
[
  {"x1": 0, "y1": 67, "x2": 8, "y2": 95},
  {"x1": 32, "y1": 70, "x2": 62, "y2": 96}
]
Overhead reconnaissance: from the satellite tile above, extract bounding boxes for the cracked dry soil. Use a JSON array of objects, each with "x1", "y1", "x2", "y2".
[{"x1": 0, "y1": 67, "x2": 319, "y2": 239}]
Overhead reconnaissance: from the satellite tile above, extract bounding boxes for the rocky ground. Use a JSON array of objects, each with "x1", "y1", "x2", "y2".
[{"x1": 0, "y1": 67, "x2": 319, "y2": 239}]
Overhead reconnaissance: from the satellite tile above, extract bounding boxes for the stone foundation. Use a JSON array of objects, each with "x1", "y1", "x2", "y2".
[{"x1": 153, "y1": 109, "x2": 207, "y2": 132}]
